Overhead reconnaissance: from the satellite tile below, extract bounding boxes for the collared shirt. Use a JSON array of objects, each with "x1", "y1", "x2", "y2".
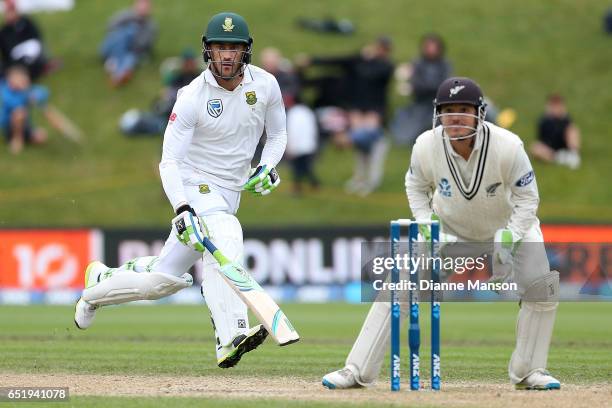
[
  {"x1": 405, "y1": 123, "x2": 540, "y2": 241},
  {"x1": 159, "y1": 65, "x2": 287, "y2": 211},
  {"x1": 443, "y1": 130, "x2": 483, "y2": 188}
]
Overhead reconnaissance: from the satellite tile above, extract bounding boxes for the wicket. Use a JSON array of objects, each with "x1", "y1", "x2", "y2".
[{"x1": 390, "y1": 219, "x2": 440, "y2": 391}]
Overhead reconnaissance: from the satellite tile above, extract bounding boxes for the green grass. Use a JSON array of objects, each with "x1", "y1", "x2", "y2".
[
  {"x1": 1, "y1": 397, "x2": 398, "y2": 408},
  {"x1": 1, "y1": 303, "x2": 610, "y2": 406},
  {"x1": 1, "y1": 303, "x2": 611, "y2": 381},
  {"x1": 0, "y1": 0, "x2": 610, "y2": 227}
]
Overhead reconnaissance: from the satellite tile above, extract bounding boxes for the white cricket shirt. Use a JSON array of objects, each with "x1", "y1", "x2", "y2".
[
  {"x1": 405, "y1": 122, "x2": 540, "y2": 241},
  {"x1": 159, "y1": 65, "x2": 287, "y2": 211}
]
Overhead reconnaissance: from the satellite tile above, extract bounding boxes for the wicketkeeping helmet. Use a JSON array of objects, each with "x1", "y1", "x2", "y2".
[
  {"x1": 432, "y1": 77, "x2": 487, "y2": 140},
  {"x1": 202, "y1": 12, "x2": 253, "y2": 79}
]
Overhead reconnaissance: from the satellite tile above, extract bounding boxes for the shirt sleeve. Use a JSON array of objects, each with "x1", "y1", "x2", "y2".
[
  {"x1": 259, "y1": 77, "x2": 287, "y2": 168},
  {"x1": 506, "y1": 145, "x2": 540, "y2": 239},
  {"x1": 405, "y1": 139, "x2": 435, "y2": 220},
  {"x1": 158, "y1": 89, "x2": 197, "y2": 212}
]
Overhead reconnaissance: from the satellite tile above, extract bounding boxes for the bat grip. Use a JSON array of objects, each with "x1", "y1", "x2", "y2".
[{"x1": 201, "y1": 237, "x2": 230, "y2": 266}]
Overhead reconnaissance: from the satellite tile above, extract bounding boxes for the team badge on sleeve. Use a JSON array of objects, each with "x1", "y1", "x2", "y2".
[
  {"x1": 245, "y1": 91, "x2": 257, "y2": 105},
  {"x1": 207, "y1": 99, "x2": 223, "y2": 118},
  {"x1": 515, "y1": 171, "x2": 535, "y2": 187}
]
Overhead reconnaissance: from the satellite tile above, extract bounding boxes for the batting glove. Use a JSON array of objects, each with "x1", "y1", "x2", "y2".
[
  {"x1": 171, "y1": 205, "x2": 209, "y2": 252},
  {"x1": 243, "y1": 165, "x2": 281, "y2": 196}
]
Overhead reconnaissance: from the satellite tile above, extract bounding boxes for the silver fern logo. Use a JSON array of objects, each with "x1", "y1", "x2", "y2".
[{"x1": 449, "y1": 85, "x2": 465, "y2": 97}]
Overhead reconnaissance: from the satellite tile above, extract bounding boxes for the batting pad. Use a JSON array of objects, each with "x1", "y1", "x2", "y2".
[
  {"x1": 201, "y1": 213, "x2": 250, "y2": 347},
  {"x1": 82, "y1": 271, "x2": 193, "y2": 306}
]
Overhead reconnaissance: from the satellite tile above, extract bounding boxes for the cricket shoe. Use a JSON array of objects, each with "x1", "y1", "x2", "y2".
[
  {"x1": 515, "y1": 369, "x2": 561, "y2": 390},
  {"x1": 322, "y1": 366, "x2": 363, "y2": 389},
  {"x1": 73, "y1": 261, "x2": 106, "y2": 330},
  {"x1": 217, "y1": 325, "x2": 268, "y2": 368}
]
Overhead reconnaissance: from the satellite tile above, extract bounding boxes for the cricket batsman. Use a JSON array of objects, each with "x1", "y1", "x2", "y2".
[
  {"x1": 323, "y1": 77, "x2": 561, "y2": 390},
  {"x1": 74, "y1": 12, "x2": 287, "y2": 369}
]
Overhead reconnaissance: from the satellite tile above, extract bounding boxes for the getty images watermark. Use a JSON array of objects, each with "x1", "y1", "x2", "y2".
[
  {"x1": 369, "y1": 251, "x2": 518, "y2": 293},
  {"x1": 359, "y1": 240, "x2": 612, "y2": 302}
]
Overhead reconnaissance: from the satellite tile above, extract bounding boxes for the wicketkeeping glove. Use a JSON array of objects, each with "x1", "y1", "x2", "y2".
[
  {"x1": 243, "y1": 165, "x2": 280, "y2": 196},
  {"x1": 171, "y1": 205, "x2": 209, "y2": 252},
  {"x1": 490, "y1": 228, "x2": 520, "y2": 284},
  {"x1": 417, "y1": 214, "x2": 458, "y2": 248}
]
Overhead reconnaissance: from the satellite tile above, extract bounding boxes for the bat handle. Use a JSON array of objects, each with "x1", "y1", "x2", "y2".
[{"x1": 201, "y1": 237, "x2": 231, "y2": 266}]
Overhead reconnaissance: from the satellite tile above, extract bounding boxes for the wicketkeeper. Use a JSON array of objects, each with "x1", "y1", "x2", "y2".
[
  {"x1": 323, "y1": 77, "x2": 560, "y2": 390},
  {"x1": 74, "y1": 12, "x2": 287, "y2": 369}
]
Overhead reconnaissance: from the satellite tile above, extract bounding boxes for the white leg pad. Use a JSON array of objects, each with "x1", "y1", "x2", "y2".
[
  {"x1": 82, "y1": 270, "x2": 193, "y2": 306},
  {"x1": 201, "y1": 213, "x2": 249, "y2": 346},
  {"x1": 346, "y1": 300, "x2": 409, "y2": 386},
  {"x1": 509, "y1": 270, "x2": 559, "y2": 383},
  {"x1": 508, "y1": 300, "x2": 558, "y2": 383}
]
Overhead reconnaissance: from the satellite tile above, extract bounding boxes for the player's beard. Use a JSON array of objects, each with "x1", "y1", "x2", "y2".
[
  {"x1": 440, "y1": 115, "x2": 479, "y2": 141},
  {"x1": 210, "y1": 61, "x2": 242, "y2": 80},
  {"x1": 208, "y1": 50, "x2": 247, "y2": 80},
  {"x1": 444, "y1": 125, "x2": 475, "y2": 141}
]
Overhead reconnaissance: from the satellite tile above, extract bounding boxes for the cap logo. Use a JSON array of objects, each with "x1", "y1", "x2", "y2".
[
  {"x1": 222, "y1": 17, "x2": 234, "y2": 32},
  {"x1": 449, "y1": 85, "x2": 465, "y2": 97}
]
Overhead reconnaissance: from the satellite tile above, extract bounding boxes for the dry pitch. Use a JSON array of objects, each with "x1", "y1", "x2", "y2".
[{"x1": 2, "y1": 373, "x2": 611, "y2": 408}]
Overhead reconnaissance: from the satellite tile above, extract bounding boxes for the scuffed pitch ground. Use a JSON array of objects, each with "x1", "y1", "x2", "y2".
[{"x1": 1, "y1": 374, "x2": 610, "y2": 408}]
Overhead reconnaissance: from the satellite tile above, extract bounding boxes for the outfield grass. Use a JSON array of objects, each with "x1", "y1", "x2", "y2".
[
  {"x1": 1, "y1": 396, "x2": 397, "y2": 408},
  {"x1": 0, "y1": 0, "x2": 610, "y2": 227},
  {"x1": 1, "y1": 303, "x2": 610, "y2": 407},
  {"x1": 1, "y1": 303, "x2": 610, "y2": 381}
]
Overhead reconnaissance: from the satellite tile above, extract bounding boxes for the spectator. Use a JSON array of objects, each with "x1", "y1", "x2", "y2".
[
  {"x1": 120, "y1": 49, "x2": 200, "y2": 136},
  {"x1": 298, "y1": 37, "x2": 394, "y2": 195},
  {"x1": 156, "y1": 48, "x2": 200, "y2": 118},
  {"x1": 391, "y1": 33, "x2": 452, "y2": 145},
  {"x1": 605, "y1": 7, "x2": 612, "y2": 34},
  {"x1": 249, "y1": 47, "x2": 302, "y2": 166},
  {"x1": 260, "y1": 47, "x2": 300, "y2": 98},
  {"x1": 530, "y1": 94, "x2": 581, "y2": 169},
  {"x1": 99, "y1": 0, "x2": 157, "y2": 87},
  {"x1": 285, "y1": 94, "x2": 319, "y2": 195},
  {"x1": 1, "y1": 65, "x2": 47, "y2": 154},
  {"x1": 0, "y1": 0, "x2": 57, "y2": 80}
]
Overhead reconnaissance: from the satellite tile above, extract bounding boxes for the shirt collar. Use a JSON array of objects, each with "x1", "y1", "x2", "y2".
[{"x1": 203, "y1": 65, "x2": 253, "y2": 89}]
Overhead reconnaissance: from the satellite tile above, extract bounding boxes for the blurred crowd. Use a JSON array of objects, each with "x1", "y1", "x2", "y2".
[
  {"x1": 1, "y1": 0, "x2": 585, "y2": 185},
  {"x1": 0, "y1": 0, "x2": 78, "y2": 154}
]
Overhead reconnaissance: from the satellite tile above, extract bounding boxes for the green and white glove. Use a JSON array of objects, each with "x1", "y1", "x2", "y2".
[
  {"x1": 491, "y1": 228, "x2": 519, "y2": 283},
  {"x1": 417, "y1": 214, "x2": 458, "y2": 248},
  {"x1": 494, "y1": 228, "x2": 519, "y2": 264},
  {"x1": 243, "y1": 165, "x2": 281, "y2": 196},
  {"x1": 171, "y1": 205, "x2": 209, "y2": 252}
]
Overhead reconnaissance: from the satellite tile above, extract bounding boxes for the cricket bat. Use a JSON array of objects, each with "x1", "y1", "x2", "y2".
[{"x1": 201, "y1": 237, "x2": 300, "y2": 346}]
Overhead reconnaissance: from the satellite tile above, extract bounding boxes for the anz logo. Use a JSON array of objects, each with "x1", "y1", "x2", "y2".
[
  {"x1": 392, "y1": 354, "x2": 401, "y2": 378},
  {"x1": 411, "y1": 353, "x2": 420, "y2": 376}
]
